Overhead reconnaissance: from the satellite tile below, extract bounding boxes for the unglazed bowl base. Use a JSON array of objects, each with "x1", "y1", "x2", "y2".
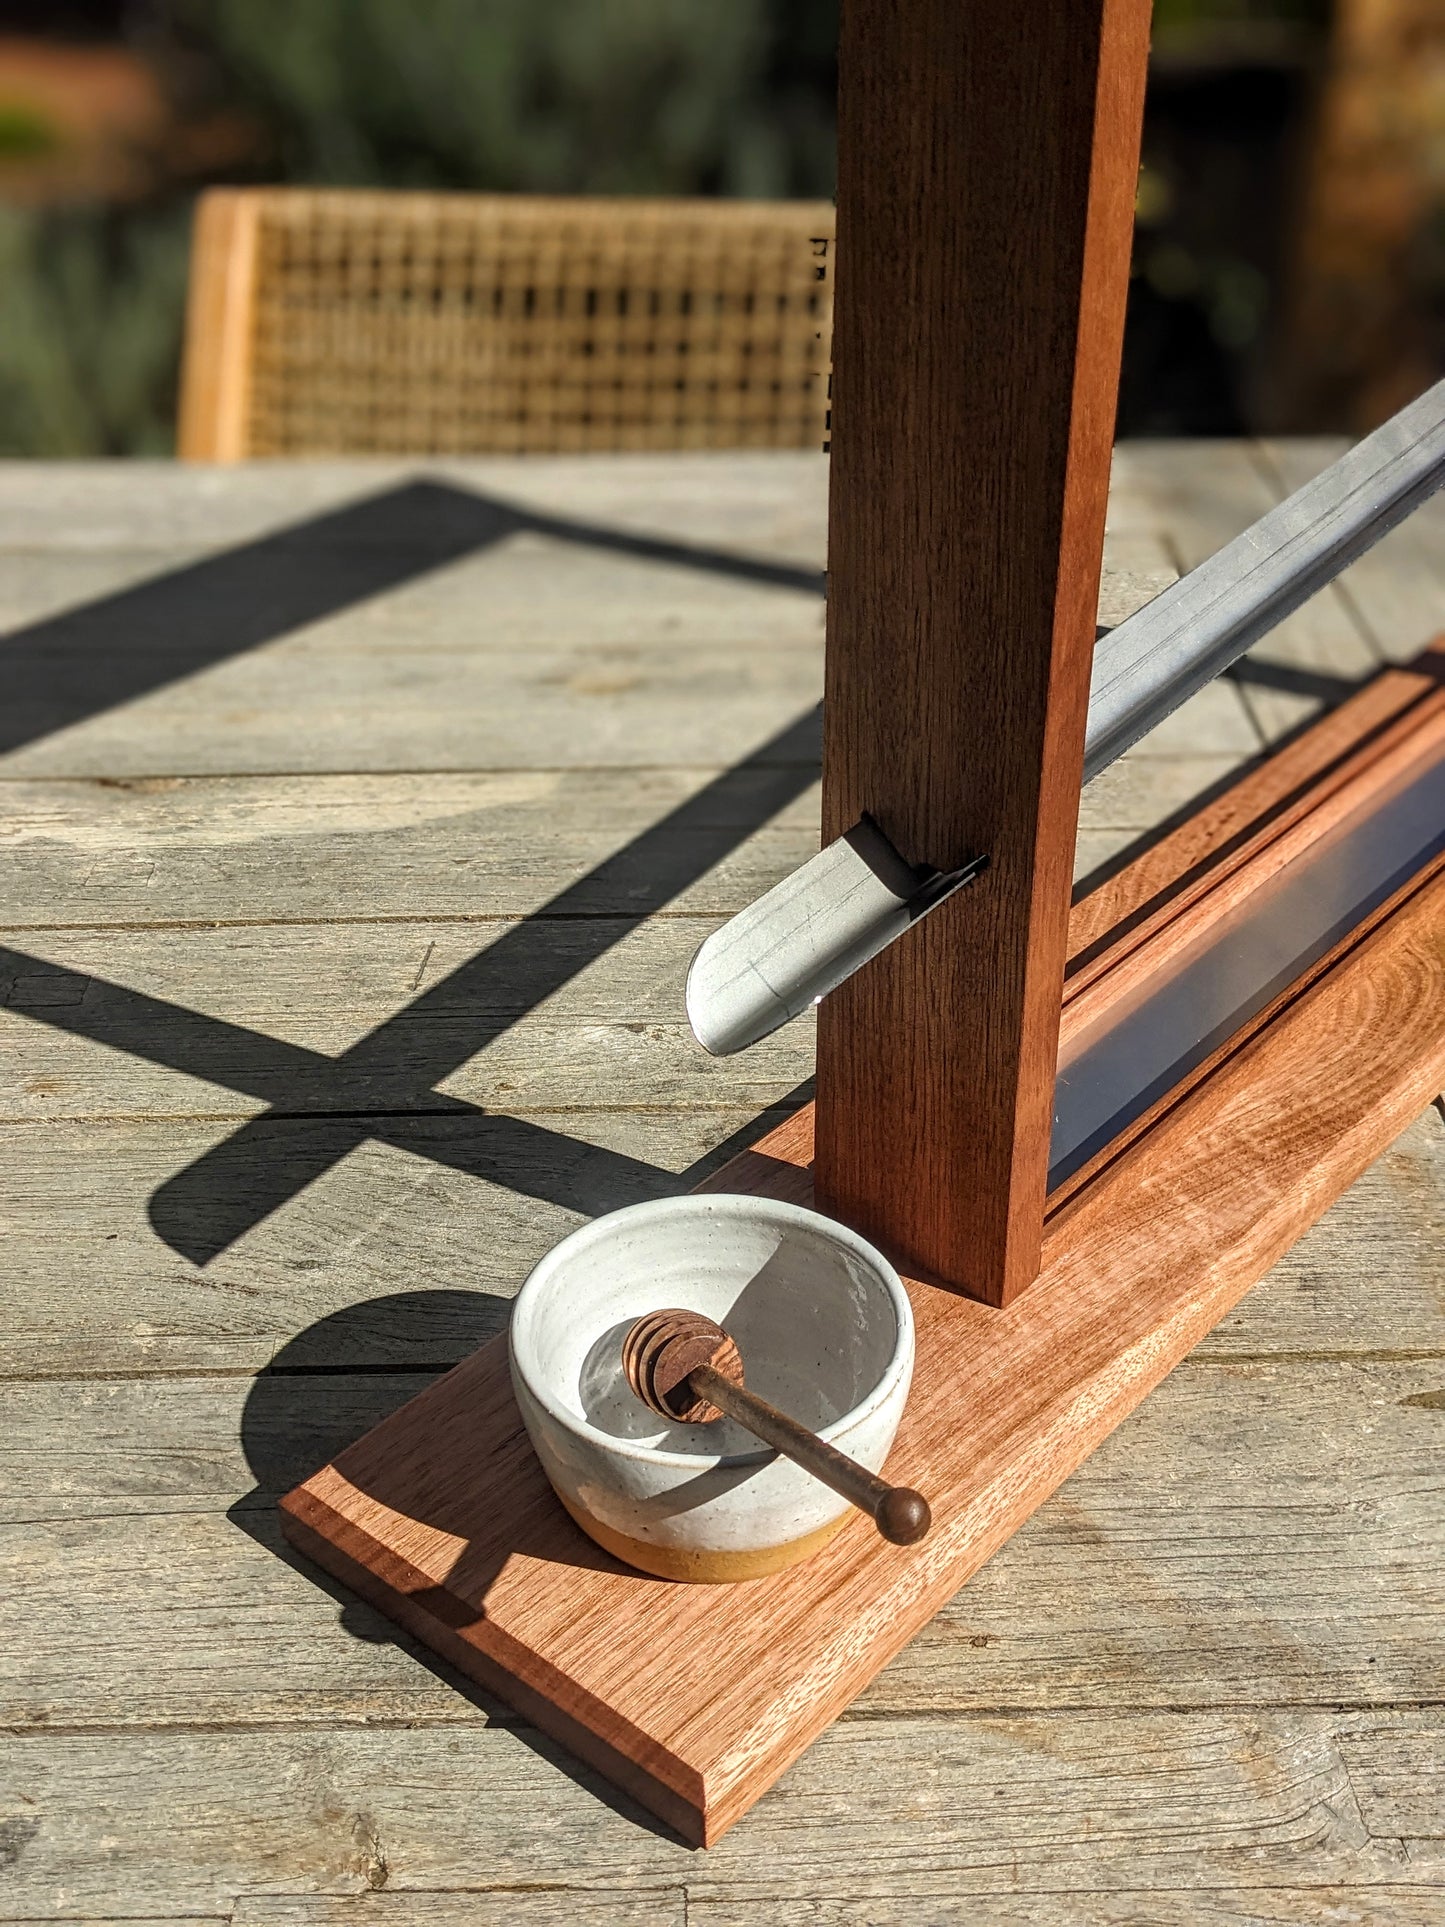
[{"x1": 558, "y1": 1490, "x2": 850, "y2": 1583}]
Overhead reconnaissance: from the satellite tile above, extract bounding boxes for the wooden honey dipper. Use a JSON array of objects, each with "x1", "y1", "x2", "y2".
[{"x1": 621, "y1": 1308, "x2": 931, "y2": 1545}]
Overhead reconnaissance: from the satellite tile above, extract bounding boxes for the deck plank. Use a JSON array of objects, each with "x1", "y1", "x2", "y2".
[
  {"x1": 0, "y1": 453, "x2": 834, "y2": 554},
  {"x1": 1112, "y1": 439, "x2": 1384, "y2": 744},
  {"x1": 2, "y1": 1714, "x2": 1440, "y2": 1915},
  {"x1": 687, "y1": 1897, "x2": 1445, "y2": 1927},
  {"x1": 0, "y1": 919, "x2": 818, "y2": 1121},
  {"x1": 0, "y1": 449, "x2": 1440, "y2": 1916},
  {"x1": 0, "y1": 1110, "x2": 781, "y2": 1379},
  {"x1": 0, "y1": 750, "x2": 1257, "y2": 930},
  {"x1": 229, "y1": 1893, "x2": 1445, "y2": 1927},
  {"x1": 0, "y1": 1090, "x2": 1436, "y2": 1383},
  {"x1": 235, "y1": 1899, "x2": 688, "y2": 1926},
  {"x1": 1259, "y1": 438, "x2": 1445, "y2": 667}
]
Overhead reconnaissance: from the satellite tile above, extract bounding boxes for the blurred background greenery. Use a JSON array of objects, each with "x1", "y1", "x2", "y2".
[{"x1": 0, "y1": 0, "x2": 1440, "y2": 455}]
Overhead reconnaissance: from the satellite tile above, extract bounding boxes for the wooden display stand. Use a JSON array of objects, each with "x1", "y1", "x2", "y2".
[{"x1": 281, "y1": 0, "x2": 1445, "y2": 1848}]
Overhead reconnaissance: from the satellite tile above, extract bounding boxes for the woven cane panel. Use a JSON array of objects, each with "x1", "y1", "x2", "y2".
[{"x1": 244, "y1": 191, "x2": 834, "y2": 457}]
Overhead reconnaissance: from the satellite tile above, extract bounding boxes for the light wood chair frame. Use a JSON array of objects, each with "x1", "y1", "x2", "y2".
[{"x1": 178, "y1": 188, "x2": 835, "y2": 461}]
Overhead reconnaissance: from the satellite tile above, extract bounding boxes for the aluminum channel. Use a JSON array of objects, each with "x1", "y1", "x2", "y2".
[{"x1": 1049, "y1": 745, "x2": 1445, "y2": 1189}]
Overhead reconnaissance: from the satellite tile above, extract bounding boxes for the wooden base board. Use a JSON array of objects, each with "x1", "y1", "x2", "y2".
[{"x1": 281, "y1": 654, "x2": 1445, "y2": 1847}]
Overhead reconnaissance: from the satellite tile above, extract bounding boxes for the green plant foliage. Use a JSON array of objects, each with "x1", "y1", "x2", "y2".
[
  {"x1": 0, "y1": 0, "x2": 1337, "y2": 454},
  {"x1": 0, "y1": 204, "x2": 191, "y2": 456},
  {"x1": 0, "y1": 0, "x2": 840, "y2": 453},
  {"x1": 1152, "y1": 0, "x2": 1329, "y2": 28},
  {"x1": 0, "y1": 99, "x2": 62, "y2": 158},
  {"x1": 165, "y1": 0, "x2": 837, "y2": 198}
]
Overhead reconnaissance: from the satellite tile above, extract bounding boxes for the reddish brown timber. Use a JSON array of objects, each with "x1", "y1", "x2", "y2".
[
  {"x1": 282, "y1": 656, "x2": 1445, "y2": 1849},
  {"x1": 813, "y1": 0, "x2": 1154, "y2": 1305}
]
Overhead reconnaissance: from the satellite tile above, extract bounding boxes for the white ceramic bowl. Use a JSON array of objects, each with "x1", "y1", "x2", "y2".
[{"x1": 508, "y1": 1194, "x2": 914, "y2": 1582}]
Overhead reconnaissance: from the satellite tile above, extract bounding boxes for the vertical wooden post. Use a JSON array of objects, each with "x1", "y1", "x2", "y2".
[
  {"x1": 814, "y1": 0, "x2": 1152, "y2": 1305},
  {"x1": 177, "y1": 190, "x2": 261, "y2": 462}
]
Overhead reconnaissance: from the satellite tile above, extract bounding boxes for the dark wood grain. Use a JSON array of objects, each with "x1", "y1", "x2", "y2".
[
  {"x1": 688, "y1": 1364, "x2": 932, "y2": 1545},
  {"x1": 623, "y1": 1309, "x2": 931, "y2": 1536},
  {"x1": 814, "y1": 0, "x2": 1154, "y2": 1304}
]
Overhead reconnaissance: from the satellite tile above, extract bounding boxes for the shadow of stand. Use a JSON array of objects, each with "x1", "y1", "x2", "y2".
[{"x1": 228, "y1": 1287, "x2": 693, "y2": 1844}]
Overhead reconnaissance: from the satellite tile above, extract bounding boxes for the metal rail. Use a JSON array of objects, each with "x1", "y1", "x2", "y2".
[
  {"x1": 1083, "y1": 375, "x2": 1445, "y2": 778},
  {"x1": 687, "y1": 380, "x2": 1445, "y2": 1056}
]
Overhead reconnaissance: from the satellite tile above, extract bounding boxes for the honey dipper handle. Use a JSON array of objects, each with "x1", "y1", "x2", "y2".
[{"x1": 689, "y1": 1363, "x2": 931, "y2": 1546}]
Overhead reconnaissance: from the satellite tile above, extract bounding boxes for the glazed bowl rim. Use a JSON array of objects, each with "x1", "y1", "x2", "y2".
[{"x1": 508, "y1": 1193, "x2": 913, "y2": 1472}]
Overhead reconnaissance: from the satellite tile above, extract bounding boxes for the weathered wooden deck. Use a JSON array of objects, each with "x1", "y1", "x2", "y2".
[{"x1": 1, "y1": 446, "x2": 1441, "y2": 1922}]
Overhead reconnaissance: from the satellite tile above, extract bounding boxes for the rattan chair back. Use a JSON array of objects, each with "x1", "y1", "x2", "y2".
[{"x1": 178, "y1": 188, "x2": 835, "y2": 460}]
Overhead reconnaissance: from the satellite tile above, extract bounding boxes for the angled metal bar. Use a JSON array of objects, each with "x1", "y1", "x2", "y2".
[
  {"x1": 686, "y1": 820, "x2": 986, "y2": 1056},
  {"x1": 1083, "y1": 374, "x2": 1445, "y2": 778},
  {"x1": 688, "y1": 379, "x2": 1445, "y2": 1055}
]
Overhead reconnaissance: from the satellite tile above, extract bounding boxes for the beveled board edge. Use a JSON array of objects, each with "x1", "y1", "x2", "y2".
[
  {"x1": 280, "y1": 1487, "x2": 707, "y2": 1840},
  {"x1": 281, "y1": 873, "x2": 1445, "y2": 1842},
  {"x1": 280, "y1": 652, "x2": 1445, "y2": 1847}
]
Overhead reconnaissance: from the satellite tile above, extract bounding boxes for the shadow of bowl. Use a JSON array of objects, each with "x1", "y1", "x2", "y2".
[
  {"x1": 237, "y1": 1286, "x2": 505, "y2": 1509},
  {"x1": 228, "y1": 1283, "x2": 690, "y2": 1841}
]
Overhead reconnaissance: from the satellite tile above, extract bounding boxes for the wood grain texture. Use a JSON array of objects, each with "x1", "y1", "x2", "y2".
[
  {"x1": 281, "y1": 858, "x2": 1445, "y2": 1843},
  {"x1": 0, "y1": 531, "x2": 1173, "y2": 785},
  {"x1": 6, "y1": 1712, "x2": 1442, "y2": 1915},
  {"x1": 1061, "y1": 662, "x2": 1445, "y2": 1043},
  {"x1": 234, "y1": 1898, "x2": 686, "y2": 1927},
  {"x1": 0, "y1": 917, "x2": 818, "y2": 1123},
  {"x1": 177, "y1": 190, "x2": 261, "y2": 463},
  {"x1": 3, "y1": 451, "x2": 1441, "y2": 1912},
  {"x1": 0, "y1": 750, "x2": 1235, "y2": 933},
  {"x1": 0, "y1": 1107, "x2": 772, "y2": 1380},
  {"x1": 703, "y1": 648, "x2": 1445, "y2": 1221},
  {"x1": 687, "y1": 1896, "x2": 1445, "y2": 1927},
  {"x1": 1, "y1": 1104, "x2": 1437, "y2": 1384},
  {"x1": 816, "y1": 0, "x2": 1152, "y2": 1303}
]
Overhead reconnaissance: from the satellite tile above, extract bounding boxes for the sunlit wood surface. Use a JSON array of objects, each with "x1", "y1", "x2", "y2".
[{"x1": 1, "y1": 446, "x2": 1441, "y2": 1919}]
